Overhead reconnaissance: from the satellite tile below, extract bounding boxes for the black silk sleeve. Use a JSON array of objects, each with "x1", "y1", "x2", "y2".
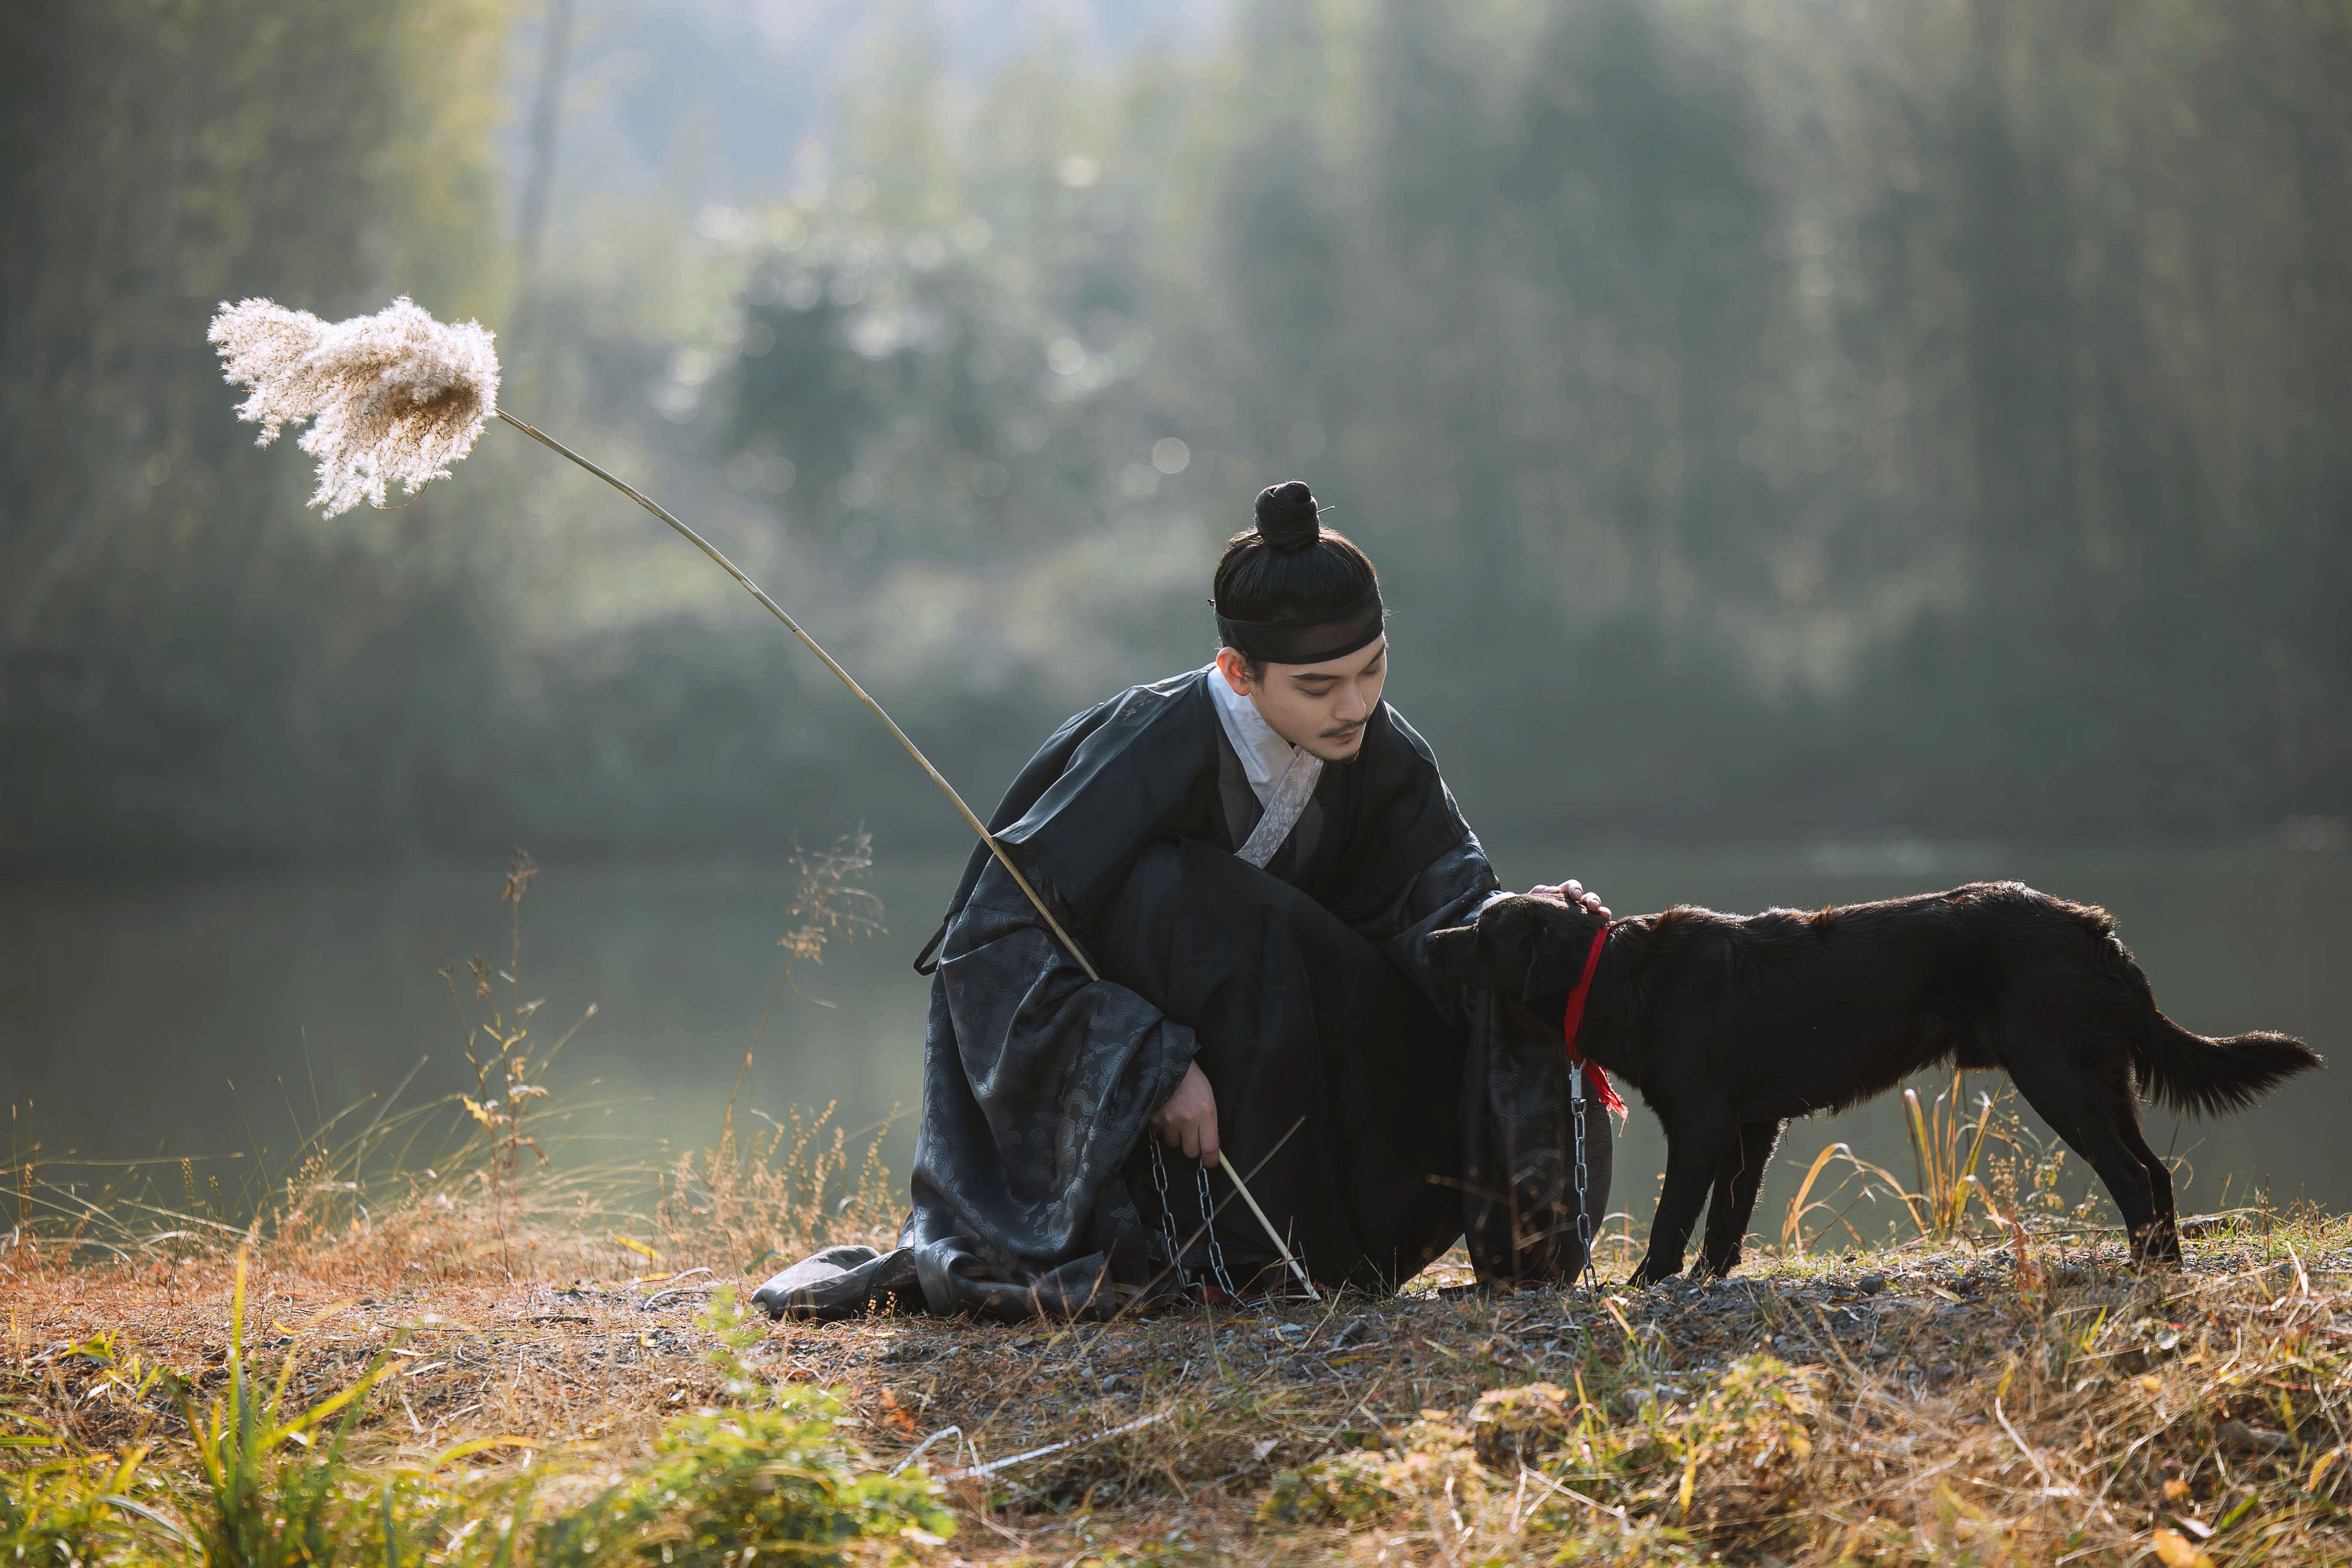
[{"x1": 902, "y1": 855, "x2": 1198, "y2": 1282}]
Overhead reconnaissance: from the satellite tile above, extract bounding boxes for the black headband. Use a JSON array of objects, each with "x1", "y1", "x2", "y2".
[{"x1": 1214, "y1": 587, "x2": 1386, "y2": 667}]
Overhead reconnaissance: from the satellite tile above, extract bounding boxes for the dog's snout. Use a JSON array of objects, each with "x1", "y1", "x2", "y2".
[{"x1": 1425, "y1": 924, "x2": 1479, "y2": 978}]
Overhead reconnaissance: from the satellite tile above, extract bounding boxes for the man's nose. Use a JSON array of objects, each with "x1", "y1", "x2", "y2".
[{"x1": 1333, "y1": 685, "x2": 1368, "y2": 722}]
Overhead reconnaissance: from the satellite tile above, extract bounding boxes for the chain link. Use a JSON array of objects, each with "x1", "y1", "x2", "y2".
[
  {"x1": 1148, "y1": 1140, "x2": 1193, "y2": 1293},
  {"x1": 1196, "y1": 1164, "x2": 1239, "y2": 1298},
  {"x1": 1571, "y1": 1063, "x2": 1598, "y2": 1292}
]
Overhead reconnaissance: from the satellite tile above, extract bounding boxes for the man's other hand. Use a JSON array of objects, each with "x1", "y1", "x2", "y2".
[
  {"x1": 1150, "y1": 1060, "x2": 1221, "y2": 1166},
  {"x1": 1531, "y1": 879, "x2": 1611, "y2": 921}
]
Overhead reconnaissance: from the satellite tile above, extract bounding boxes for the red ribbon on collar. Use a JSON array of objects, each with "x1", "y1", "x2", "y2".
[{"x1": 1562, "y1": 926, "x2": 1627, "y2": 1120}]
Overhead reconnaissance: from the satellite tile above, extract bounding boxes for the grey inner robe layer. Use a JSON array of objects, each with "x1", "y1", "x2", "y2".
[{"x1": 753, "y1": 668, "x2": 1613, "y2": 1320}]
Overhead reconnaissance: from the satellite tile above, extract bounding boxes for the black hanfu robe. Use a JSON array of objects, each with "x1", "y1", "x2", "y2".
[{"x1": 753, "y1": 668, "x2": 1613, "y2": 1320}]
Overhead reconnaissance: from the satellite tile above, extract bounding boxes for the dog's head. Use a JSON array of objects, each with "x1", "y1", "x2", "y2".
[{"x1": 1427, "y1": 893, "x2": 1610, "y2": 1004}]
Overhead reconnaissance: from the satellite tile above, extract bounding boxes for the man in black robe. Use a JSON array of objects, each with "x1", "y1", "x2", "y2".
[{"x1": 756, "y1": 482, "x2": 1614, "y2": 1319}]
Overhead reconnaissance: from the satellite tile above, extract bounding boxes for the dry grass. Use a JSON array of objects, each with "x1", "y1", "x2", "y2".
[
  {"x1": 9, "y1": 854, "x2": 2347, "y2": 1563},
  {"x1": 9, "y1": 1214, "x2": 2349, "y2": 1564}
]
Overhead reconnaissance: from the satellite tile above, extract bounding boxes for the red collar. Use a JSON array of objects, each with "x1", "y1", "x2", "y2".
[{"x1": 1562, "y1": 926, "x2": 1627, "y2": 1120}]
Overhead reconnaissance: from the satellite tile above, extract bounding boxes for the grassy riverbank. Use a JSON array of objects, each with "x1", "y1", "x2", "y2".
[
  {"x1": 9, "y1": 857, "x2": 2344, "y2": 1563},
  {"x1": 7, "y1": 1182, "x2": 2348, "y2": 1565}
]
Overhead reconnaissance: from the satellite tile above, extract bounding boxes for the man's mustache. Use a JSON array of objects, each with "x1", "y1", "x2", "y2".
[{"x1": 1320, "y1": 721, "x2": 1365, "y2": 740}]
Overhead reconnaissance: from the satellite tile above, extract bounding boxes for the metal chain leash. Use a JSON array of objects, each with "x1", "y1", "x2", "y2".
[
  {"x1": 1571, "y1": 1063, "x2": 1598, "y2": 1292},
  {"x1": 1196, "y1": 1164, "x2": 1239, "y2": 1297},
  {"x1": 1148, "y1": 1140, "x2": 1193, "y2": 1293}
]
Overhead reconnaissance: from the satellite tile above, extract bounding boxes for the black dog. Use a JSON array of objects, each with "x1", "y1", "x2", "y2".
[{"x1": 1427, "y1": 883, "x2": 2321, "y2": 1286}]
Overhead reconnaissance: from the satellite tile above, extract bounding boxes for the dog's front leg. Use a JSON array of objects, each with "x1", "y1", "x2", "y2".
[
  {"x1": 1631, "y1": 1119, "x2": 1732, "y2": 1288},
  {"x1": 1699, "y1": 1119, "x2": 1783, "y2": 1279}
]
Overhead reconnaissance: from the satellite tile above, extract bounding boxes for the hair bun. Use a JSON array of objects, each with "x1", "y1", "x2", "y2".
[{"x1": 1254, "y1": 480, "x2": 1321, "y2": 553}]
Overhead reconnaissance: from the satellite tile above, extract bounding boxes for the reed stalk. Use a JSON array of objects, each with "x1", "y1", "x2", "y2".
[{"x1": 491, "y1": 409, "x2": 1092, "y2": 980}]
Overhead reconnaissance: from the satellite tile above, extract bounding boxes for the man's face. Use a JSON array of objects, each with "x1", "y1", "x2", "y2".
[{"x1": 1215, "y1": 636, "x2": 1388, "y2": 762}]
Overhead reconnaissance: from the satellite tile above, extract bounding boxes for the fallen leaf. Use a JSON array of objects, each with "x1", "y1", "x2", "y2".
[
  {"x1": 2150, "y1": 1529, "x2": 2216, "y2": 1568},
  {"x1": 2139, "y1": 1375, "x2": 2166, "y2": 1395},
  {"x1": 2163, "y1": 1477, "x2": 2190, "y2": 1501}
]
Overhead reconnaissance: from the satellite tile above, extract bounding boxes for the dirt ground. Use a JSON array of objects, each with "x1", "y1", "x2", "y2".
[{"x1": 9, "y1": 1220, "x2": 2350, "y2": 1565}]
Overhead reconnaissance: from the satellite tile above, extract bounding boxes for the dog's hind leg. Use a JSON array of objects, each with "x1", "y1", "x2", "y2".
[
  {"x1": 2117, "y1": 1116, "x2": 2182, "y2": 1264},
  {"x1": 1632, "y1": 1116, "x2": 1734, "y2": 1288},
  {"x1": 1699, "y1": 1119, "x2": 1783, "y2": 1278},
  {"x1": 2006, "y1": 1057, "x2": 2164, "y2": 1265}
]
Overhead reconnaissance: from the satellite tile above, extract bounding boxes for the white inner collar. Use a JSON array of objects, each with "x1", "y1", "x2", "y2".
[{"x1": 1206, "y1": 664, "x2": 1300, "y2": 806}]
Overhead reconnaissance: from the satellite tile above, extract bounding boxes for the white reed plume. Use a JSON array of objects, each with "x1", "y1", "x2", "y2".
[{"x1": 208, "y1": 296, "x2": 499, "y2": 516}]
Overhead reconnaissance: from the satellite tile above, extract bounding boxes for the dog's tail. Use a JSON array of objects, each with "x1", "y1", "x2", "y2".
[
  {"x1": 2135, "y1": 1015, "x2": 2322, "y2": 1116},
  {"x1": 2078, "y1": 909, "x2": 2324, "y2": 1114}
]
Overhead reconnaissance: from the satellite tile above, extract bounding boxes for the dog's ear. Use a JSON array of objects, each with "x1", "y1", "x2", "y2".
[{"x1": 1501, "y1": 895, "x2": 1607, "y2": 999}]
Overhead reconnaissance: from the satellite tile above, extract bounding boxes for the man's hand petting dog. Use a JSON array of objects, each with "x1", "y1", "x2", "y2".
[
  {"x1": 1530, "y1": 879, "x2": 1610, "y2": 920},
  {"x1": 1152, "y1": 1060, "x2": 1221, "y2": 1166}
]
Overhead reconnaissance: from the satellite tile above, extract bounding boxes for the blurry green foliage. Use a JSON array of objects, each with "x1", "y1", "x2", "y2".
[
  {"x1": 0, "y1": 0, "x2": 510, "y2": 869},
  {"x1": 6, "y1": 0, "x2": 2351, "y2": 872}
]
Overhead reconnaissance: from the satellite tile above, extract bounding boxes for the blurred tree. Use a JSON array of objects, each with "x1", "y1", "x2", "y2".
[
  {"x1": 7, "y1": 0, "x2": 2350, "y2": 871},
  {"x1": 0, "y1": 0, "x2": 506, "y2": 869}
]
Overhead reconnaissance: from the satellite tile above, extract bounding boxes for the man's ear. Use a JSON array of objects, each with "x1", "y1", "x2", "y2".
[{"x1": 1213, "y1": 646, "x2": 1257, "y2": 695}]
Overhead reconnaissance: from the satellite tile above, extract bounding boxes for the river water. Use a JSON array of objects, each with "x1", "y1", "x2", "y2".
[{"x1": 6, "y1": 839, "x2": 2344, "y2": 1244}]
